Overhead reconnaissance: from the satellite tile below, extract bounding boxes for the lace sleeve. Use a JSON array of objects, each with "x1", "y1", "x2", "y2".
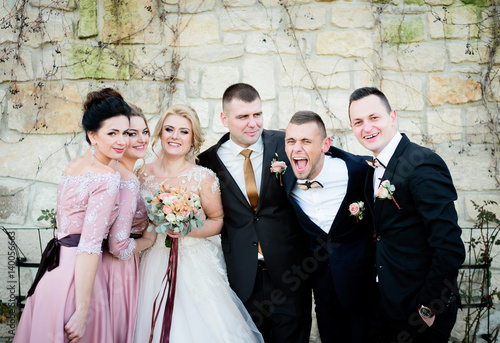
[
  {"x1": 199, "y1": 168, "x2": 223, "y2": 221},
  {"x1": 77, "y1": 174, "x2": 120, "y2": 255},
  {"x1": 108, "y1": 178, "x2": 140, "y2": 260}
]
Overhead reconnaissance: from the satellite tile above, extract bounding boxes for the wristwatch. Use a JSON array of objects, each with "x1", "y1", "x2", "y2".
[{"x1": 418, "y1": 305, "x2": 434, "y2": 318}]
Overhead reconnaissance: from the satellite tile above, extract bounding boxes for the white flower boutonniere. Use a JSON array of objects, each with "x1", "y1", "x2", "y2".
[
  {"x1": 270, "y1": 153, "x2": 287, "y2": 186},
  {"x1": 376, "y1": 180, "x2": 401, "y2": 210},
  {"x1": 349, "y1": 201, "x2": 365, "y2": 222}
]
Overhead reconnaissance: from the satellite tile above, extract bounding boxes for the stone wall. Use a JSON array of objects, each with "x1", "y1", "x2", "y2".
[{"x1": 0, "y1": 0, "x2": 498, "y2": 340}]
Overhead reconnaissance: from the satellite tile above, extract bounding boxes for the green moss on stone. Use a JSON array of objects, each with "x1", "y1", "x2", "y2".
[
  {"x1": 405, "y1": 0, "x2": 425, "y2": 5},
  {"x1": 460, "y1": 0, "x2": 491, "y2": 7},
  {"x1": 66, "y1": 45, "x2": 132, "y2": 80},
  {"x1": 78, "y1": 0, "x2": 98, "y2": 38},
  {"x1": 383, "y1": 17, "x2": 425, "y2": 44}
]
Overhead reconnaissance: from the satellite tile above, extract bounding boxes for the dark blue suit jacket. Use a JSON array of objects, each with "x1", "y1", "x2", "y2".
[
  {"x1": 365, "y1": 134, "x2": 465, "y2": 320},
  {"x1": 284, "y1": 146, "x2": 375, "y2": 313}
]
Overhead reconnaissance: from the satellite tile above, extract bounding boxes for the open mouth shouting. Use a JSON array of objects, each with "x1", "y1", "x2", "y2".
[{"x1": 292, "y1": 156, "x2": 308, "y2": 173}]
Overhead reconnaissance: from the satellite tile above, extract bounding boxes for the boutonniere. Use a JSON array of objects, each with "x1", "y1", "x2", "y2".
[
  {"x1": 376, "y1": 180, "x2": 401, "y2": 210},
  {"x1": 349, "y1": 201, "x2": 365, "y2": 222},
  {"x1": 270, "y1": 153, "x2": 287, "y2": 186}
]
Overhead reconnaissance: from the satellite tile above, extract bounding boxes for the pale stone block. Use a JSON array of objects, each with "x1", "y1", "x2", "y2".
[
  {"x1": 382, "y1": 44, "x2": 446, "y2": 72},
  {"x1": 317, "y1": 31, "x2": 373, "y2": 58},
  {"x1": 8, "y1": 83, "x2": 82, "y2": 134},
  {"x1": 29, "y1": 0, "x2": 76, "y2": 10},
  {"x1": 191, "y1": 101, "x2": 210, "y2": 128},
  {"x1": 220, "y1": 9, "x2": 281, "y2": 32},
  {"x1": 343, "y1": 134, "x2": 372, "y2": 156},
  {"x1": 246, "y1": 32, "x2": 307, "y2": 55},
  {"x1": 428, "y1": 75, "x2": 482, "y2": 106},
  {"x1": 278, "y1": 89, "x2": 312, "y2": 129},
  {"x1": 439, "y1": 144, "x2": 497, "y2": 191},
  {"x1": 262, "y1": 102, "x2": 275, "y2": 130},
  {"x1": 397, "y1": 114, "x2": 423, "y2": 136},
  {"x1": 486, "y1": 68, "x2": 500, "y2": 102},
  {"x1": 132, "y1": 47, "x2": 171, "y2": 81},
  {"x1": 189, "y1": 45, "x2": 244, "y2": 62},
  {"x1": 381, "y1": 75, "x2": 424, "y2": 111},
  {"x1": 223, "y1": 33, "x2": 243, "y2": 45},
  {"x1": 448, "y1": 42, "x2": 493, "y2": 64},
  {"x1": 165, "y1": 14, "x2": 219, "y2": 46},
  {"x1": 260, "y1": 0, "x2": 312, "y2": 6},
  {"x1": 280, "y1": 57, "x2": 351, "y2": 90},
  {"x1": 0, "y1": 135, "x2": 71, "y2": 184},
  {"x1": 381, "y1": 17, "x2": 425, "y2": 44},
  {"x1": 103, "y1": 0, "x2": 162, "y2": 44},
  {"x1": 212, "y1": 103, "x2": 229, "y2": 134},
  {"x1": 31, "y1": 184, "x2": 58, "y2": 226},
  {"x1": 200, "y1": 66, "x2": 239, "y2": 99},
  {"x1": 331, "y1": 4, "x2": 375, "y2": 28},
  {"x1": 352, "y1": 59, "x2": 376, "y2": 89},
  {"x1": 464, "y1": 194, "x2": 500, "y2": 222},
  {"x1": 223, "y1": 0, "x2": 256, "y2": 6},
  {"x1": 169, "y1": 83, "x2": 188, "y2": 106},
  {"x1": 427, "y1": 108, "x2": 463, "y2": 144},
  {"x1": 0, "y1": 180, "x2": 29, "y2": 225},
  {"x1": 163, "y1": 0, "x2": 216, "y2": 13},
  {"x1": 428, "y1": 6, "x2": 480, "y2": 40},
  {"x1": 22, "y1": 9, "x2": 73, "y2": 48},
  {"x1": 122, "y1": 83, "x2": 162, "y2": 114},
  {"x1": 186, "y1": 67, "x2": 200, "y2": 97},
  {"x1": 0, "y1": 48, "x2": 34, "y2": 82},
  {"x1": 0, "y1": 89, "x2": 5, "y2": 122},
  {"x1": 314, "y1": 91, "x2": 351, "y2": 132},
  {"x1": 464, "y1": 106, "x2": 497, "y2": 144},
  {"x1": 288, "y1": 8, "x2": 326, "y2": 30},
  {"x1": 243, "y1": 56, "x2": 276, "y2": 101}
]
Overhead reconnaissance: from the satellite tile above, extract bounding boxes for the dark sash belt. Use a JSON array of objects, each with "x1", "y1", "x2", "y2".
[
  {"x1": 27, "y1": 234, "x2": 81, "y2": 297},
  {"x1": 130, "y1": 233, "x2": 142, "y2": 239}
]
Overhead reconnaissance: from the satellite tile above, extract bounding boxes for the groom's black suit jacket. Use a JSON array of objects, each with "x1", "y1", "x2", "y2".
[
  {"x1": 198, "y1": 130, "x2": 309, "y2": 302},
  {"x1": 284, "y1": 146, "x2": 375, "y2": 313},
  {"x1": 365, "y1": 134, "x2": 465, "y2": 320}
]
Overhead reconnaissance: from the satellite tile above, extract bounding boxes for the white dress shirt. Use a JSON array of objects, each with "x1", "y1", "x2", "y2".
[
  {"x1": 372, "y1": 132, "x2": 402, "y2": 198},
  {"x1": 217, "y1": 135, "x2": 264, "y2": 205},
  {"x1": 290, "y1": 155, "x2": 348, "y2": 233}
]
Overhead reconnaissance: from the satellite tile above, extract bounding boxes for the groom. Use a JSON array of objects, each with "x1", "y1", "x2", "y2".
[
  {"x1": 348, "y1": 87, "x2": 465, "y2": 342},
  {"x1": 283, "y1": 111, "x2": 375, "y2": 342},
  {"x1": 198, "y1": 83, "x2": 312, "y2": 343}
]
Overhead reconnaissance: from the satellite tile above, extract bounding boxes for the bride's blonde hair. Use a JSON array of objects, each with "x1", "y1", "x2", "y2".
[{"x1": 151, "y1": 104, "x2": 205, "y2": 159}]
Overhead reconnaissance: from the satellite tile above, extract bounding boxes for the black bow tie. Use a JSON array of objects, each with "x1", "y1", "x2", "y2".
[
  {"x1": 297, "y1": 180, "x2": 324, "y2": 191},
  {"x1": 365, "y1": 158, "x2": 386, "y2": 169}
]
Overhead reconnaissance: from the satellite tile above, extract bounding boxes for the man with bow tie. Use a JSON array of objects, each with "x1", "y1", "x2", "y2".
[
  {"x1": 283, "y1": 110, "x2": 375, "y2": 342},
  {"x1": 348, "y1": 87, "x2": 465, "y2": 343}
]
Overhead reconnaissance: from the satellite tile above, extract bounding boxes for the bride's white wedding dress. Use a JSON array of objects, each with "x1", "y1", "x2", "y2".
[{"x1": 133, "y1": 166, "x2": 263, "y2": 343}]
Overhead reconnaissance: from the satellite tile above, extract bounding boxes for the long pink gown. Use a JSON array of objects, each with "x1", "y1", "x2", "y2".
[
  {"x1": 14, "y1": 172, "x2": 120, "y2": 343},
  {"x1": 102, "y1": 177, "x2": 148, "y2": 343}
]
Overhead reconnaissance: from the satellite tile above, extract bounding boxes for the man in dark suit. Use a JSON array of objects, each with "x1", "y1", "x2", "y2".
[
  {"x1": 348, "y1": 87, "x2": 465, "y2": 342},
  {"x1": 283, "y1": 110, "x2": 375, "y2": 342},
  {"x1": 198, "y1": 83, "x2": 311, "y2": 343}
]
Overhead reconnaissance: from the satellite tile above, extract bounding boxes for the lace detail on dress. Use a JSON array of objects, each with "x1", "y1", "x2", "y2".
[
  {"x1": 118, "y1": 238, "x2": 136, "y2": 260},
  {"x1": 76, "y1": 236, "x2": 103, "y2": 255}
]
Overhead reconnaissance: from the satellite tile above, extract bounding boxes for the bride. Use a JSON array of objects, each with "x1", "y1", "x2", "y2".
[{"x1": 133, "y1": 104, "x2": 263, "y2": 343}]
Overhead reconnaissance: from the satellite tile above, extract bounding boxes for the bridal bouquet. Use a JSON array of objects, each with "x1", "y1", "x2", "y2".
[{"x1": 145, "y1": 184, "x2": 203, "y2": 245}]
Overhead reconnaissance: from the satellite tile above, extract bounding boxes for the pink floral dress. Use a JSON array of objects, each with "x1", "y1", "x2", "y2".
[
  {"x1": 14, "y1": 172, "x2": 120, "y2": 343},
  {"x1": 102, "y1": 176, "x2": 148, "y2": 343}
]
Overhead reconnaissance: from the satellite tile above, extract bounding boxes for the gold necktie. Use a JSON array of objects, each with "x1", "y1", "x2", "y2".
[
  {"x1": 240, "y1": 149, "x2": 263, "y2": 256},
  {"x1": 240, "y1": 149, "x2": 259, "y2": 211}
]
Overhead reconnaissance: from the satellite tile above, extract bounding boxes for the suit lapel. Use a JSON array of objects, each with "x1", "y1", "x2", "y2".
[
  {"x1": 257, "y1": 130, "x2": 276, "y2": 212},
  {"x1": 211, "y1": 133, "x2": 254, "y2": 211},
  {"x1": 374, "y1": 134, "x2": 410, "y2": 225}
]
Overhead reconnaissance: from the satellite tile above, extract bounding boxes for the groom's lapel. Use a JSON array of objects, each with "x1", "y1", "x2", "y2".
[{"x1": 257, "y1": 130, "x2": 276, "y2": 209}]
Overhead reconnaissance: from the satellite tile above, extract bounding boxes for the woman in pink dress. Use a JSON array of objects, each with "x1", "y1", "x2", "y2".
[
  {"x1": 102, "y1": 104, "x2": 155, "y2": 343},
  {"x1": 14, "y1": 89, "x2": 131, "y2": 343}
]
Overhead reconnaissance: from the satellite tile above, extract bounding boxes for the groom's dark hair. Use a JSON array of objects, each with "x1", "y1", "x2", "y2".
[
  {"x1": 222, "y1": 83, "x2": 261, "y2": 112},
  {"x1": 348, "y1": 87, "x2": 392, "y2": 120},
  {"x1": 289, "y1": 111, "x2": 327, "y2": 140}
]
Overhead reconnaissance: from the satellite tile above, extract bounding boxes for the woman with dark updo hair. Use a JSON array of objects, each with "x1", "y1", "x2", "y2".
[{"x1": 14, "y1": 88, "x2": 131, "y2": 343}]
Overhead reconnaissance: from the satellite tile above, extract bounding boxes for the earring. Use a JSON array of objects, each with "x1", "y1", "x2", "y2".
[{"x1": 90, "y1": 143, "x2": 96, "y2": 166}]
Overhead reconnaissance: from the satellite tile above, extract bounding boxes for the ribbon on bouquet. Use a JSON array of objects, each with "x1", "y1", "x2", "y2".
[{"x1": 149, "y1": 237, "x2": 179, "y2": 343}]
